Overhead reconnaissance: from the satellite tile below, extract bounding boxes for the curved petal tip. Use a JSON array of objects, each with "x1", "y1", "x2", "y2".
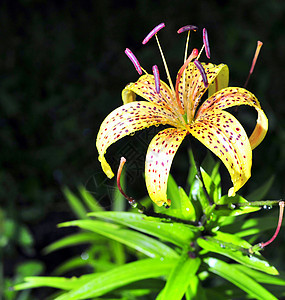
[
  {"x1": 228, "y1": 187, "x2": 236, "y2": 197},
  {"x1": 98, "y1": 155, "x2": 114, "y2": 179}
]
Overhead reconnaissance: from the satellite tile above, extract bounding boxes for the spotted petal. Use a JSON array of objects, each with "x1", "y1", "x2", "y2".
[
  {"x1": 196, "y1": 87, "x2": 268, "y2": 149},
  {"x1": 96, "y1": 101, "x2": 178, "y2": 178},
  {"x1": 207, "y1": 63, "x2": 229, "y2": 97},
  {"x1": 123, "y1": 74, "x2": 179, "y2": 111},
  {"x1": 145, "y1": 127, "x2": 187, "y2": 206},
  {"x1": 190, "y1": 110, "x2": 252, "y2": 197},
  {"x1": 176, "y1": 62, "x2": 228, "y2": 117}
]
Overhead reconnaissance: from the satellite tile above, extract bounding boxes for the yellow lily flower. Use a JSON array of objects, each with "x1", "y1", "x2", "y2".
[{"x1": 96, "y1": 24, "x2": 268, "y2": 207}]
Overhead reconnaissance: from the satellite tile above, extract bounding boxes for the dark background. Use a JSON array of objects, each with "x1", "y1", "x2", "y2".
[{"x1": 1, "y1": 0, "x2": 284, "y2": 298}]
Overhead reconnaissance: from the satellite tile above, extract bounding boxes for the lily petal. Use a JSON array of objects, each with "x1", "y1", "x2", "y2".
[
  {"x1": 207, "y1": 64, "x2": 229, "y2": 97},
  {"x1": 176, "y1": 62, "x2": 228, "y2": 120},
  {"x1": 123, "y1": 74, "x2": 177, "y2": 111},
  {"x1": 121, "y1": 87, "x2": 136, "y2": 104},
  {"x1": 145, "y1": 127, "x2": 187, "y2": 206},
  {"x1": 96, "y1": 101, "x2": 177, "y2": 178},
  {"x1": 196, "y1": 87, "x2": 268, "y2": 149},
  {"x1": 190, "y1": 110, "x2": 252, "y2": 197}
]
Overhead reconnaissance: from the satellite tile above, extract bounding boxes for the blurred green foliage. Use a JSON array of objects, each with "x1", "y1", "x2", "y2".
[{"x1": 0, "y1": 0, "x2": 284, "y2": 298}]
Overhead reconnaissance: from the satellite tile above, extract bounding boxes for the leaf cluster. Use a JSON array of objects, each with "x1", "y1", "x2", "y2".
[{"x1": 14, "y1": 152, "x2": 285, "y2": 299}]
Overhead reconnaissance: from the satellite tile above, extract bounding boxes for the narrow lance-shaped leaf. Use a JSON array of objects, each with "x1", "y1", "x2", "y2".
[
  {"x1": 157, "y1": 249, "x2": 201, "y2": 300},
  {"x1": 59, "y1": 219, "x2": 178, "y2": 259},
  {"x1": 88, "y1": 211, "x2": 199, "y2": 247},
  {"x1": 54, "y1": 258, "x2": 176, "y2": 300},
  {"x1": 63, "y1": 187, "x2": 88, "y2": 219},
  {"x1": 78, "y1": 185, "x2": 104, "y2": 212},
  {"x1": 14, "y1": 274, "x2": 100, "y2": 292},
  {"x1": 197, "y1": 232, "x2": 278, "y2": 275},
  {"x1": 43, "y1": 232, "x2": 103, "y2": 254},
  {"x1": 204, "y1": 257, "x2": 278, "y2": 300}
]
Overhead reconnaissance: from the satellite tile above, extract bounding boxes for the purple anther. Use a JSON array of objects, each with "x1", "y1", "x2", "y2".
[
  {"x1": 152, "y1": 65, "x2": 160, "y2": 93},
  {"x1": 177, "y1": 25, "x2": 198, "y2": 34},
  {"x1": 203, "y1": 28, "x2": 211, "y2": 59},
  {"x1": 142, "y1": 23, "x2": 165, "y2": 44},
  {"x1": 124, "y1": 48, "x2": 142, "y2": 75},
  {"x1": 194, "y1": 60, "x2": 208, "y2": 88}
]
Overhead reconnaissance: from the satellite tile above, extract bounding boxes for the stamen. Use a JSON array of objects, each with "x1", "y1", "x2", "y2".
[
  {"x1": 152, "y1": 65, "x2": 160, "y2": 93},
  {"x1": 117, "y1": 157, "x2": 136, "y2": 206},
  {"x1": 141, "y1": 23, "x2": 177, "y2": 102},
  {"x1": 244, "y1": 41, "x2": 263, "y2": 88},
  {"x1": 177, "y1": 25, "x2": 198, "y2": 64},
  {"x1": 194, "y1": 60, "x2": 208, "y2": 88},
  {"x1": 117, "y1": 157, "x2": 146, "y2": 212},
  {"x1": 261, "y1": 201, "x2": 284, "y2": 248},
  {"x1": 196, "y1": 44, "x2": 205, "y2": 60},
  {"x1": 142, "y1": 23, "x2": 165, "y2": 44},
  {"x1": 177, "y1": 25, "x2": 198, "y2": 34},
  {"x1": 203, "y1": 28, "x2": 211, "y2": 59},
  {"x1": 154, "y1": 34, "x2": 177, "y2": 100},
  {"x1": 125, "y1": 48, "x2": 142, "y2": 75}
]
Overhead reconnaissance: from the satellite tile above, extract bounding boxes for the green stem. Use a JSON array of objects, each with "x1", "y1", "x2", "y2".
[
  {"x1": 215, "y1": 199, "x2": 283, "y2": 210},
  {"x1": 190, "y1": 139, "x2": 214, "y2": 207}
]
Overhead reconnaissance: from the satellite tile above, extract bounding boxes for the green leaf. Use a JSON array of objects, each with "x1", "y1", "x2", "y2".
[
  {"x1": 59, "y1": 220, "x2": 178, "y2": 259},
  {"x1": 201, "y1": 150, "x2": 216, "y2": 174},
  {"x1": 187, "y1": 150, "x2": 198, "y2": 188},
  {"x1": 246, "y1": 175, "x2": 275, "y2": 201},
  {"x1": 188, "y1": 178, "x2": 203, "y2": 220},
  {"x1": 63, "y1": 187, "x2": 88, "y2": 219},
  {"x1": 78, "y1": 185, "x2": 104, "y2": 212},
  {"x1": 16, "y1": 261, "x2": 44, "y2": 277},
  {"x1": 53, "y1": 255, "x2": 114, "y2": 275},
  {"x1": 157, "y1": 250, "x2": 201, "y2": 300},
  {"x1": 88, "y1": 212, "x2": 198, "y2": 247},
  {"x1": 43, "y1": 232, "x2": 103, "y2": 254},
  {"x1": 204, "y1": 257, "x2": 278, "y2": 300},
  {"x1": 14, "y1": 274, "x2": 100, "y2": 291},
  {"x1": 155, "y1": 176, "x2": 196, "y2": 221},
  {"x1": 188, "y1": 166, "x2": 218, "y2": 214},
  {"x1": 233, "y1": 264, "x2": 285, "y2": 285},
  {"x1": 197, "y1": 234, "x2": 278, "y2": 275},
  {"x1": 114, "y1": 278, "x2": 164, "y2": 296},
  {"x1": 109, "y1": 240, "x2": 126, "y2": 265},
  {"x1": 156, "y1": 186, "x2": 197, "y2": 221},
  {"x1": 53, "y1": 256, "x2": 93, "y2": 275},
  {"x1": 185, "y1": 275, "x2": 207, "y2": 300},
  {"x1": 210, "y1": 161, "x2": 221, "y2": 188},
  {"x1": 201, "y1": 167, "x2": 220, "y2": 204},
  {"x1": 178, "y1": 187, "x2": 196, "y2": 221},
  {"x1": 54, "y1": 258, "x2": 176, "y2": 300},
  {"x1": 166, "y1": 174, "x2": 180, "y2": 208},
  {"x1": 4, "y1": 219, "x2": 34, "y2": 247},
  {"x1": 220, "y1": 216, "x2": 279, "y2": 238},
  {"x1": 195, "y1": 169, "x2": 210, "y2": 212},
  {"x1": 155, "y1": 175, "x2": 183, "y2": 217}
]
